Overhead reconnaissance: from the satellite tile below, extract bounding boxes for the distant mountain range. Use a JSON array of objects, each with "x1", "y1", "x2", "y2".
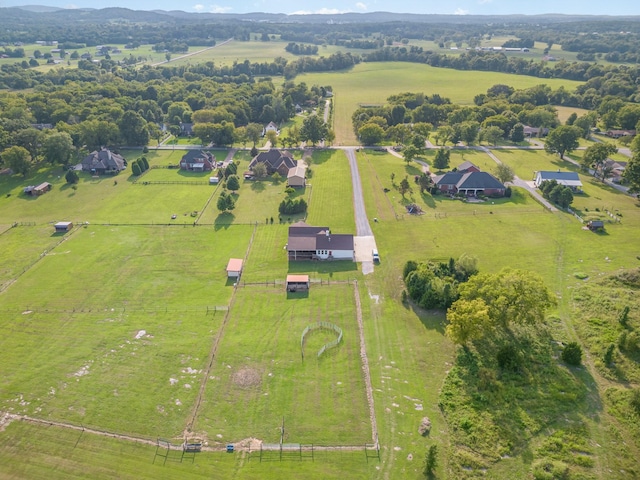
[{"x1": 2, "y1": 5, "x2": 640, "y2": 24}]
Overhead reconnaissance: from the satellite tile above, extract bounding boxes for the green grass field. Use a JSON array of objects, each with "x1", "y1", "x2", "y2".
[
  {"x1": 299, "y1": 62, "x2": 583, "y2": 145},
  {"x1": 195, "y1": 284, "x2": 370, "y2": 445}
]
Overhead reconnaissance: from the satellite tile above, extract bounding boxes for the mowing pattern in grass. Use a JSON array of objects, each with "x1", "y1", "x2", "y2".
[
  {"x1": 194, "y1": 284, "x2": 370, "y2": 445},
  {"x1": 305, "y1": 149, "x2": 355, "y2": 232}
]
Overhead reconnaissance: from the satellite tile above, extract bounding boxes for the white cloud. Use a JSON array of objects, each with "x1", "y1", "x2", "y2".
[
  {"x1": 355, "y1": 2, "x2": 367, "y2": 10},
  {"x1": 193, "y1": 4, "x2": 232, "y2": 13},
  {"x1": 291, "y1": 8, "x2": 352, "y2": 14},
  {"x1": 209, "y1": 5, "x2": 232, "y2": 13},
  {"x1": 454, "y1": 8, "x2": 469, "y2": 15}
]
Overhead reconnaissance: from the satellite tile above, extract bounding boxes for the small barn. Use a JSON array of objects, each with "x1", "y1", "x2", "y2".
[
  {"x1": 226, "y1": 258, "x2": 244, "y2": 279},
  {"x1": 286, "y1": 274, "x2": 309, "y2": 292},
  {"x1": 54, "y1": 221, "x2": 73, "y2": 232},
  {"x1": 287, "y1": 165, "x2": 306, "y2": 188},
  {"x1": 587, "y1": 220, "x2": 605, "y2": 231}
]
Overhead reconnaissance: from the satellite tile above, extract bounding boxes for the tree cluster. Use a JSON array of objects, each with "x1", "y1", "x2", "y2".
[
  {"x1": 278, "y1": 197, "x2": 308, "y2": 215},
  {"x1": 445, "y1": 268, "x2": 556, "y2": 346},
  {"x1": 131, "y1": 156, "x2": 149, "y2": 176},
  {"x1": 285, "y1": 42, "x2": 319, "y2": 55},
  {"x1": 403, "y1": 255, "x2": 479, "y2": 310},
  {"x1": 539, "y1": 180, "x2": 574, "y2": 208}
]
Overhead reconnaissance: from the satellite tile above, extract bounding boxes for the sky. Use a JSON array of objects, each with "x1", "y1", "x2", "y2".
[{"x1": 1, "y1": 0, "x2": 640, "y2": 16}]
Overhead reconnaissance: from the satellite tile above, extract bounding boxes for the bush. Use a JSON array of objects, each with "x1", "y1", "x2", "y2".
[
  {"x1": 65, "y1": 169, "x2": 79, "y2": 184},
  {"x1": 140, "y1": 156, "x2": 149, "y2": 171},
  {"x1": 631, "y1": 389, "x2": 640, "y2": 415},
  {"x1": 561, "y1": 342, "x2": 582, "y2": 366},
  {"x1": 131, "y1": 162, "x2": 141, "y2": 176},
  {"x1": 603, "y1": 343, "x2": 616, "y2": 366},
  {"x1": 497, "y1": 344, "x2": 521, "y2": 372},
  {"x1": 226, "y1": 175, "x2": 240, "y2": 191},
  {"x1": 142, "y1": 146, "x2": 149, "y2": 153},
  {"x1": 278, "y1": 197, "x2": 307, "y2": 215}
]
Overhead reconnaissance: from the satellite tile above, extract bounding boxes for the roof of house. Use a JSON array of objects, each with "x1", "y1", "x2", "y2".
[
  {"x1": 81, "y1": 148, "x2": 125, "y2": 171},
  {"x1": 55, "y1": 221, "x2": 72, "y2": 228},
  {"x1": 250, "y1": 149, "x2": 296, "y2": 172},
  {"x1": 180, "y1": 150, "x2": 214, "y2": 165},
  {"x1": 316, "y1": 233, "x2": 355, "y2": 251},
  {"x1": 434, "y1": 171, "x2": 505, "y2": 190},
  {"x1": 457, "y1": 172, "x2": 505, "y2": 190},
  {"x1": 287, "y1": 165, "x2": 306, "y2": 179},
  {"x1": 457, "y1": 161, "x2": 479, "y2": 173},
  {"x1": 287, "y1": 222, "x2": 354, "y2": 252},
  {"x1": 265, "y1": 121, "x2": 278, "y2": 130},
  {"x1": 433, "y1": 172, "x2": 462, "y2": 186},
  {"x1": 226, "y1": 258, "x2": 244, "y2": 272},
  {"x1": 288, "y1": 221, "x2": 329, "y2": 237},
  {"x1": 536, "y1": 171, "x2": 583, "y2": 186},
  {"x1": 286, "y1": 274, "x2": 309, "y2": 283}
]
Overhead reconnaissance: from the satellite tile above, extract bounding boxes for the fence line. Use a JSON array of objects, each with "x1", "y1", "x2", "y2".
[
  {"x1": 1, "y1": 305, "x2": 226, "y2": 315},
  {"x1": 301, "y1": 321, "x2": 343, "y2": 359},
  {"x1": 238, "y1": 278, "x2": 353, "y2": 288}
]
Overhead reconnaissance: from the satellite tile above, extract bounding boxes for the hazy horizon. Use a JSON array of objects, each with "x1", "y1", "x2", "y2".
[{"x1": 1, "y1": 0, "x2": 639, "y2": 16}]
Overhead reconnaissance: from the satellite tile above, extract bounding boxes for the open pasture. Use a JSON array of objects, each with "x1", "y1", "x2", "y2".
[
  {"x1": 0, "y1": 225, "x2": 251, "y2": 311},
  {"x1": 299, "y1": 62, "x2": 583, "y2": 145},
  {"x1": 194, "y1": 284, "x2": 370, "y2": 445}
]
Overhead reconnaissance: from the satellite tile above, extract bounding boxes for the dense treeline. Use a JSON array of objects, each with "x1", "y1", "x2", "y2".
[
  {"x1": 351, "y1": 84, "x2": 640, "y2": 147},
  {"x1": 285, "y1": 43, "x2": 319, "y2": 56},
  {"x1": 0, "y1": 73, "x2": 326, "y2": 174},
  {"x1": 0, "y1": 51, "x2": 358, "y2": 89}
]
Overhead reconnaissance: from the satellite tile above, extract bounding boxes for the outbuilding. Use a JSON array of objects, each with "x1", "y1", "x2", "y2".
[
  {"x1": 587, "y1": 220, "x2": 605, "y2": 231},
  {"x1": 286, "y1": 274, "x2": 309, "y2": 292},
  {"x1": 226, "y1": 258, "x2": 244, "y2": 279},
  {"x1": 54, "y1": 221, "x2": 73, "y2": 232}
]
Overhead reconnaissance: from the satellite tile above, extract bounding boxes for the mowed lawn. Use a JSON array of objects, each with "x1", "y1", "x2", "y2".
[
  {"x1": 0, "y1": 149, "x2": 220, "y2": 225},
  {"x1": 299, "y1": 62, "x2": 583, "y2": 145},
  {"x1": 0, "y1": 225, "x2": 253, "y2": 436},
  {"x1": 194, "y1": 284, "x2": 370, "y2": 445}
]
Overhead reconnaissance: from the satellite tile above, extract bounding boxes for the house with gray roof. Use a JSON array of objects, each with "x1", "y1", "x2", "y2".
[
  {"x1": 249, "y1": 149, "x2": 296, "y2": 176},
  {"x1": 81, "y1": 148, "x2": 126, "y2": 174},
  {"x1": 534, "y1": 171, "x2": 582, "y2": 191},
  {"x1": 179, "y1": 150, "x2": 215, "y2": 172},
  {"x1": 434, "y1": 171, "x2": 506, "y2": 197},
  {"x1": 287, "y1": 221, "x2": 354, "y2": 261}
]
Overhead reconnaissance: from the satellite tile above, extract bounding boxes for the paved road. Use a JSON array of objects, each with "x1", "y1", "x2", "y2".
[
  {"x1": 346, "y1": 148, "x2": 373, "y2": 237},
  {"x1": 345, "y1": 148, "x2": 377, "y2": 275},
  {"x1": 478, "y1": 146, "x2": 558, "y2": 211}
]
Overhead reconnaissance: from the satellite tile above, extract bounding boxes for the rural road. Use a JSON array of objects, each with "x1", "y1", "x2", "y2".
[
  {"x1": 345, "y1": 148, "x2": 377, "y2": 275},
  {"x1": 150, "y1": 38, "x2": 233, "y2": 67}
]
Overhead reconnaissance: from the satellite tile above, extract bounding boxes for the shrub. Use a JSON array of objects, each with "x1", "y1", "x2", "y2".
[
  {"x1": 618, "y1": 306, "x2": 630, "y2": 327},
  {"x1": 631, "y1": 389, "x2": 640, "y2": 415},
  {"x1": 65, "y1": 169, "x2": 79, "y2": 184},
  {"x1": 142, "y1": 146, "x2": 149, "y2": 153},
  {"x1": 284, "y1": 186, "x2": 295, "y2": 196},
  {"x1": 131, "y1": 162, "x2": 141, "y2": 176},
  {"x1": 278, "y1": 197, "x2": 307, "y2": 215},
  {"x1": 497, "y1": 344, "x2": 521, "y2": 372},
  {"x1": 140, "y1": 156, "x2": 149, "y2": 171},
  {"x1": 561, "y1": 342, "x2": 582, "y2": 366},
  {"x1": 226, "y1": 175, "x2": 240, "y2": 191},
  {"x1": 603, "y1": 343, "x2": 616, "y2": 366}
]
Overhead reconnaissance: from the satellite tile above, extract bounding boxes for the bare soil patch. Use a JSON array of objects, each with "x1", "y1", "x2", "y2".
[{"x1": 232, "y1": 367, "x2": 261, "y2": 388}]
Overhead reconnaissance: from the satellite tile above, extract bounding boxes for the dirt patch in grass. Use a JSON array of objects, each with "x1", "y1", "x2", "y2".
[{"x1": 232, "y1": 367, "x2": 261, "y2": 388}]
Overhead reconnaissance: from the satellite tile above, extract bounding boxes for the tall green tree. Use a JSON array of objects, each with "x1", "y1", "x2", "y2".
[
  {"x1": 300, "y1": 115, "x2": 328, "y2": 146},
  {"x1": 14, "y1": 128, "x2": 44, "y2": 161},
  {"x1": 42, "y1": 131, "x2": 74, "y2": 165},
  {"x1": 623, "y1": 153, "x2": 640, "y2": 195},
  {"x1": 2, "y1": 146, "x2": 31, "y2": 176},
  {"x1": 544, "y1": 125, "x2": 582, "y2": 159},
  {"x1": 446, "y1": 298, "x2": 491, "y2": 346},
  {"x1": 118, "y1": 111, "x2": 149, "y2": 146},
  {"x1": 433, "y1": 149, "x2": 450, "y2": 171},
  {"x1": 398, "y1": 176, "x2": 411, "y2": 199},
  {"x1": 457, "y1": 268, "x2": 556, "y2": 329},
  {"x1": 582, "y1": 142, "x2": 618, "y2": 180},
  {"x1": 493, "y1": 163, "x2": 515, "y2": 184},
  {"x1": 358, "y1": 123, "x2": 385, "y2": 145}
]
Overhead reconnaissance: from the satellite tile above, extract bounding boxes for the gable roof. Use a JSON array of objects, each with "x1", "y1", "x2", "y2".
[
  {"x1": 180, "y1": 150, "x2": 214, "y2": 166},
  {"x1": 457, "y1": 161, "x2": 479, "y2": 173},
  {"x1": 536, "y1": 171, "x2": 582, "y2": 187},
  {"x1": 433, "y1": 172, "x2": 462, "y2": 186},
  {"x1": 226, "y1": 258, "x2": 243, "y2": 272},
  {"x1": 287, "y1": 165, "x2": 306, "y2": 179},
  {"x1": 287, "y1": 222, "x2": 353, "y2": 252},
  {"x1": 250, "y1": 149, "x2": 296, "y2": 172},
  {"x1": 457, "y1": 171, "x2": 505, "y2": 190},
  {"x1": 81, "y1": 148, "x2": 125, "y2": 171}
]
